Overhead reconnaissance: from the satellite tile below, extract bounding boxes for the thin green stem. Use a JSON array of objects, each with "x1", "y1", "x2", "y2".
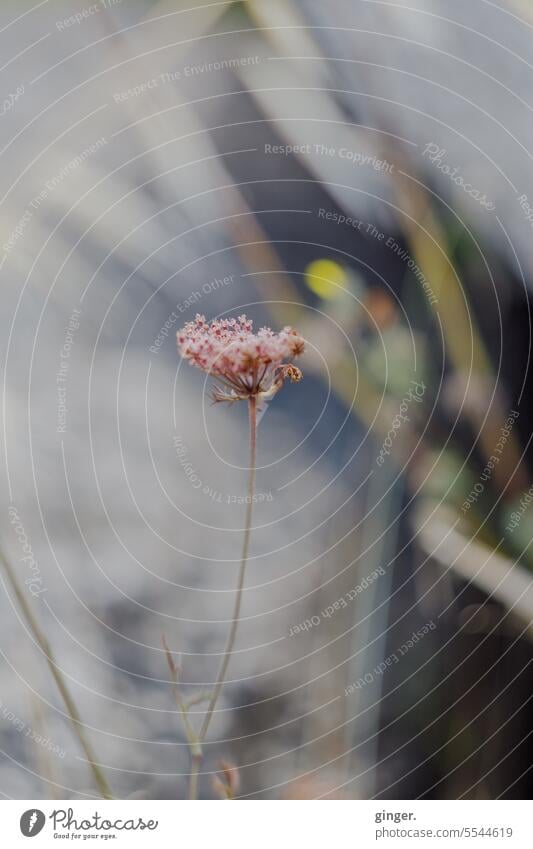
[
  {"x1": 189, "y1": 753, "x2": 201, "y2": 801},
  {"x1": 0, "y1": 546, "x2": 113, "y2": 799},
  {"x1": 162, "y1": 635, "x2": 203, "y2": 800},
  {"x1": 198, "y1": 396, "x2": 258, "y2": 745}
]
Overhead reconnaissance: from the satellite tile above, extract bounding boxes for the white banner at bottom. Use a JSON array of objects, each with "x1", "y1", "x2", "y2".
[{"x1": 0, "y1": 799, "x2": 529, "y2": 848}]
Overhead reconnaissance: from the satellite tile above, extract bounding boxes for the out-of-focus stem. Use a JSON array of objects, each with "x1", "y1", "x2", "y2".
[
  {"x1": 162, "y1": 636, "x2": 203, "y2": 801},
  {"x1": 190, "y1": 396, "x2": 257, "y2": 798},
  {"x1": 0, "y1": 546, "x2": 113, "y2": 800}
]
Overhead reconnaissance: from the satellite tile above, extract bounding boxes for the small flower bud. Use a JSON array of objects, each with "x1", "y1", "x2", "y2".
[{"x1": 212, "y1": 760, "x2": 240, "y2": 799}]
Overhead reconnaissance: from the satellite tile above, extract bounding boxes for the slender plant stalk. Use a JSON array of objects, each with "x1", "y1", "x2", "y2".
[
  {"x1": 189, "y1": 753, "x2": 202, "y2": 801},
  {"x1": 188, "y1": 396, "x2": 258, "y2": 799},
  {"x1": 200, "y1": 396, "x2": 257, "y2": 739},
  {"x1": 0, "y1": 546, "x2": 113, "y2": 799},
  {"x1": 162, "y1": 636, "x2": 203, "y2": 800}
]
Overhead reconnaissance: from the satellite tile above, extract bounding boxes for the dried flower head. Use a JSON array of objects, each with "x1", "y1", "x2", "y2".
[{"x1": 177, "y1": 314, "x2": 304, "y2": 404}]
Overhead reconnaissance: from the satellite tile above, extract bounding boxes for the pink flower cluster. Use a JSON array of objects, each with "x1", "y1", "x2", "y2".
[{"x1": 177, "y1": 314, "x2": 304, "y2": 402}]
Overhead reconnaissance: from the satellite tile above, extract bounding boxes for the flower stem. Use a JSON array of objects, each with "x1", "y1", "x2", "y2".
[
  {"x1": 192, "y1": 396, "x2": 257, "y2": 796},
  {"x1": 0, "y1": 545, "x2": 113, "y2": 799},
  {"x1": 189, "y1": 753, "x2": 202, "y2": 800}
]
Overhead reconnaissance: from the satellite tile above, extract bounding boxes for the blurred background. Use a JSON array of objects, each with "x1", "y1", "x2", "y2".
[{"x1": 0, "y1": 0, "x2": 532, "y2": 800}]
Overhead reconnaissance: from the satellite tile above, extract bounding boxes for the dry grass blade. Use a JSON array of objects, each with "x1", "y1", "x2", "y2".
[{"x1": 0, "y1": 546, "x2": 113, "y2": 799}]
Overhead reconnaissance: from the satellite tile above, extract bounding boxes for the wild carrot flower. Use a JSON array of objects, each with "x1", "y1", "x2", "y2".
[
  {"x1": 177, "y1": 314, "x2": 304, "y2": 404},
  {"x1": 175, "y1": 313, "x2": 304, "y2": 799}
]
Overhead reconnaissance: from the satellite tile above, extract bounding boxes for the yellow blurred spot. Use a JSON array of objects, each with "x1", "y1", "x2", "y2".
[{"x1": 305, "y1": 259, "x2": 347, "y2": 300}]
